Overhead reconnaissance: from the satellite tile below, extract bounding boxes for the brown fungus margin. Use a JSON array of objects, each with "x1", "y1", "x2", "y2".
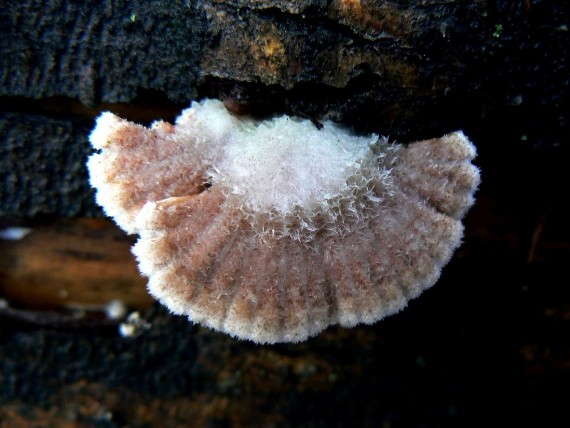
[{"x1": 87, "y1": 99, "x2": 480, "y2": 344}]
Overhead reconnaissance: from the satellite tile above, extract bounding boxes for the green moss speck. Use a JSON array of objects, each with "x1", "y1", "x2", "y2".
[{"x1": 493, "y1": 24, "x2": 503, "y2": 38}]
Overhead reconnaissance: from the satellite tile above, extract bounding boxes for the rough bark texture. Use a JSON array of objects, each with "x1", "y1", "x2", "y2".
[
  {"x1": 1, "y1": 0, "x2": 568, "y2": 218},
  {"x1": 0, "y1": 0, "x2": 568, "y2": 426}
]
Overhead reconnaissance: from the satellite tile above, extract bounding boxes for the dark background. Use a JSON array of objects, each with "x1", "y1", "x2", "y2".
[{"x1": 1, "y1": 1, "x2": 568, "y2": 427}]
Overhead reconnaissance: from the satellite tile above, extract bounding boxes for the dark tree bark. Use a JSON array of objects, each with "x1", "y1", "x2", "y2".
[
  {"x1": 0, "y1": 1, "x2": 568, "y2": 427},
  {"x1": 1, "y1": 0, "x2": 568, "y2": 217}
]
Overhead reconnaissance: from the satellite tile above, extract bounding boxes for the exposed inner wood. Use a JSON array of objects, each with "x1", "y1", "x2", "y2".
[{"x1": 0, "y1": 218, "x2": 152, "y2": 312}]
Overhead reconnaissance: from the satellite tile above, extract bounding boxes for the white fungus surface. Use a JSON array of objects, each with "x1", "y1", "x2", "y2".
[{"x1": 87, "y1": 99, "x2": 480, "y2": 343}]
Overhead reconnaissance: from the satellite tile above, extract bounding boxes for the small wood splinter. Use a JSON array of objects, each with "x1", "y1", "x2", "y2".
[{"x1": 87, "y1": 99, "x2": 480, "y2": 344}]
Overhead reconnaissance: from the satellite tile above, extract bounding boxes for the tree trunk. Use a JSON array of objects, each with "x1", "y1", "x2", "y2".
[{"x1": 0, "y1": 1, "x2": 567, "y2": 426}]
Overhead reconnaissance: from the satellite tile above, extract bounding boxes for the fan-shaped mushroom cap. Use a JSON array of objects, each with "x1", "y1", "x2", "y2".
[{"x1": 87, "y1": 99, "x2": 480, "y2": 343}]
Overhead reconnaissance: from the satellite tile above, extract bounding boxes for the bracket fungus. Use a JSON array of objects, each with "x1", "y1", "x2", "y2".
[{"x1": 87, "y1": 99, "x2": 480, "y2": 344}]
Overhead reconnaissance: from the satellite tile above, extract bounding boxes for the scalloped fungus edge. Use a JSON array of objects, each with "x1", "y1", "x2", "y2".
[{"x1": 87, "y1": 99, "x2": 480, "y2": 343}]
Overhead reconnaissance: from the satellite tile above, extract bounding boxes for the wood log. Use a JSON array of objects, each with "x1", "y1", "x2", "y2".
[
  {"x1": 0, "y1": 218, "x2": 151, "y2": 312},
  {"x1": 0, "y1": 2, "x2": 567, "y2": 426}
]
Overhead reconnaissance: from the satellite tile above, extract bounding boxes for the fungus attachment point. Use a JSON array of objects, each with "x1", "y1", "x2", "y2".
[{"x1": 87, "y1": 99, "x2": 480, "y2": 344}]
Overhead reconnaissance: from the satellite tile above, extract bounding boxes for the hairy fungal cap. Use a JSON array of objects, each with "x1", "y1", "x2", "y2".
[
  {"x1": 196, "y1": 101, "x2": 395, "y2": 239},
  {"x1": 86, "y1": 98, "x2": 480, "y2": 344}
]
